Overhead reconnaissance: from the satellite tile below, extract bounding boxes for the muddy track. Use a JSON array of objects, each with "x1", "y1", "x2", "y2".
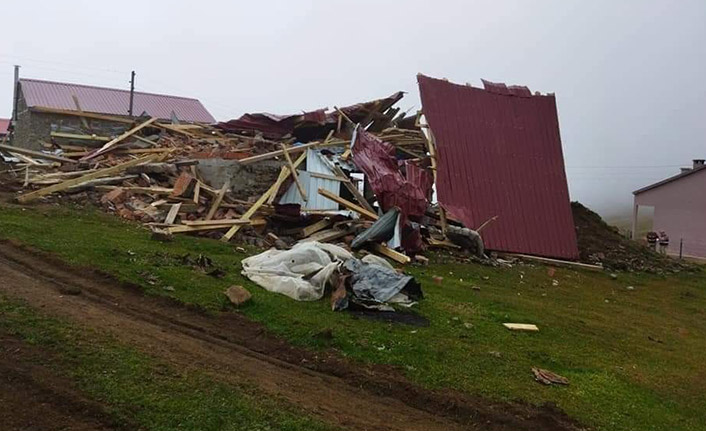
[
  {"x1": 0, "y1": 334, "x2": 125, "y2": 431},
  {"x1": 0, "y1": 240, "x2": 583, "y2": 431}
]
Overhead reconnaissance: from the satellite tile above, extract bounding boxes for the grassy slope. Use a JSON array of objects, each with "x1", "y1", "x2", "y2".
[
  {"x1": 0, "y1": 295, "x2": 333, "y2": 431},
  {"x1": 1, "y1": 204, "x2": 705, "y2": 431}
]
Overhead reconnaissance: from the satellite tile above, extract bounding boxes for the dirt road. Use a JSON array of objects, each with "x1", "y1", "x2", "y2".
[{"x1": 0, "y1": 241, "x2": 581, "y2": 431}]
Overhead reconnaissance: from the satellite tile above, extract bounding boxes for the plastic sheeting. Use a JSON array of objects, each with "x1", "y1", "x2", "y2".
[{"x1": 241, "y1": 242, "x2": 352, "y2": 301}]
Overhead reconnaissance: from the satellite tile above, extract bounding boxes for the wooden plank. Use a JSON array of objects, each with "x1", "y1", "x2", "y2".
[
  {"x1": 426, "y1": 237, "x2": 461, "y2": 249},
  {"x1": 330, "y1": 164, "x2": 376, "y2": 214},
  {"x1": 281, "y1": 143, "x2": 307, "y2": 201},
  {"x1": 500, "y1": 253, "x2": 604, "y2": 272},
  {"x1": 205, "y1": 180, "x2": 229, "y2": 220},
  {"x1": 169, "y1": 218, "x2": 265, "y2": 234},
  {"x1": 50, "y1": 132, "x2": 110, "y2": 142},
  {"x1": 267, "y1": 152, "x2": 306, "y2": 204},
  {"x1": 83, "y1": 117, "x2": 158, "y2": 160},
  {"x1": 193, "y1": 181, "x2": 201, "y2": 204},
  {"x1": 237, "y1": 140, "x2": 345, "y2": 165},
  {"x1": 94, "y1": 185, "x2": 173, "y2": 194},
  {"x1": 221, "y1": 155, "x2": 306, "y2": 241},
  {"x1": 0, "y1": 144, "x2": 77, "y2": 164},
  {"x1": 317, "y1": 188, "x2": 378, "y2": 220},
  {"x1": 301, "y1": 218, "x2": 333, "y2": 238},
  {"x1": 17, "y1": 154, "x2": 160, "y2": 203},
  {"x1": 503, "y1": 323, "x2": 539, "y2": 332},
  {"x1": 154, "y1": 122, "x2": 196, "y2": 138},
  {"x1": 182, "y1": 218, "x2": 259, "y2": 226},
  {"x1": 32, "y1": 106, "x2": 134, "y2": 123},
  {"x1": 371, "y1": 243, "x2": 411, "y2": 264},
  {"x1": 299, "y1": 228, "x2": 351, "y2": 243},
  {"x1": 309, "y1": 172, "x2": 346, "y2": 182},
  {"x1": 164, "y1": 203, "x2": 182, "y2": 225}
]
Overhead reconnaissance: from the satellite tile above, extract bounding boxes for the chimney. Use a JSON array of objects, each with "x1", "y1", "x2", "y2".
[
  {"x1": 680, "y1": 167, "x2": 692, "y2": 174},
  {"x1": 694, "y1": 159, "x2": 705, "y2": 169}
]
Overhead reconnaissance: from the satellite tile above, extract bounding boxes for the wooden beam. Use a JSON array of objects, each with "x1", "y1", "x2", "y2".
[
  {"x1": 182, "y1": 218, "x2": 263, "y2": 227},
  {"x1": 299, "y1": 227, "x2": 352, "y2": 243},
  {"x1": 205, "y1": 180, "x2": 229, "y2": 220},
  {"x1": 371, "y1": 243, "x2": 411, "y2": 264},
  {"x1": 94, "y1": 185, "x2": 173, "y2": 194},
  {"x1": 309, "y1": 172, "x2": 346, "y2": 182},
  {"x1": 154, "y1": 122, "x2": 196, "y2": 138},
  {"x1": 499, "y1": 253, "x2": 604, "y2": 272},
  {"x1": 301, "y1": 218, "x2": 333, "y2": 238},
  {"x1": 17, "y1": 154, "x2": 160, "y2": 203},
  {"x1": 192, "y1": 181, "x2": 201, "y2": 204},
  {"x1": 503, "y1": 323, "x2": 539, "y2": 332},
  {"x1": 221, "y1": 155, "x2": 306, "y2": 241},
  {"x1": 83, "y1": 117, "x2": 158, "y2": 160},
  {"x1": 267, "y1": 152, "x2": 306, "y2": 204},
  {"x1": 0, "y1": 144, "x2": 77, "y2": 164},
  {"x1": 50, "y1": 132, "x2": 111, "y2": 142},
  {"x1": 281, "y1": 143, "x2": 307, "y2": 201},
  {"x1": 168, "y1": 219, "x2": 266, "y2": 234},
  {"x1": 317, "y1": 188, "x2": 378, "y2": 220},
  {"x1": 237, "y1": 140, "x2": 345, "y2": 165},
  {"x1": 164, "y1": 203, "x2": 182, "y2": 225},
  {"x1": 330, "y1": 165, "x2": 376, "y2": 214},
  {"x1": 32, "y1": 106, "x2": 135, "y2": 123}
]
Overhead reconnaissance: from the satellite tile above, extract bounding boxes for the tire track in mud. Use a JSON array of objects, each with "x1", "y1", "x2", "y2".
[{"x1": 0, "y1": 241, "x2": 582, "y2": 431}]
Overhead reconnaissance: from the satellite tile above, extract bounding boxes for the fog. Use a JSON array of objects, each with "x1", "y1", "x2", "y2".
[{"x1": 3, "y1": 0, "x2": 705, "y2": 217}]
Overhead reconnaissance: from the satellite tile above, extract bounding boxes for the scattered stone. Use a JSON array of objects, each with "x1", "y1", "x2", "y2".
[
  {"x1": 224, "y1": 285, "x2": 252, "y2": 306},
  {"x1": 433, "y1": 276, "x2": 444, "y2": 285},
  {"x1": 414, "y1": 255, "x2": 429, "y2": 265},
  {"x1": 100, "y1": 187, "x2": 127, "y2": 205},
  {"x1": 610, "y1": 273, "x2": 618, "y2": 280},
  {"x1": 235, "y1": 247, "x2": 246, "y2": 253},
  {"x1": 471, "y1": 285, "x2": 481, "y2": 291},
  {"x1": 626, "y1": 285, "x2": 635, "y2": 291},
  {"x1": 162, "y1": 285, "x2": 175, "y2": 292},
  {"x1": 552, "y1": 279, "x2": 559, "y2": 287},
  {"x1": 463, "y1": 322, "x2": 474, "y2": 329},
  {"x1": 488, "y1": 351, "x2": 502, "y2": 358}
]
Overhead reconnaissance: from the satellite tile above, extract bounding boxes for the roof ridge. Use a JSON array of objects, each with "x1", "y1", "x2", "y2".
[
  {"x1": 633, "y1": 164, "x2": 706, "y2": 195},
  {"x1": 19, "y1": 77, "x2": 201, "y2": 102}
]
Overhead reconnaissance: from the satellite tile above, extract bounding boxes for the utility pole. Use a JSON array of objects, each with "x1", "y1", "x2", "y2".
[
  {"x1": 128, "y1": 70, "x2": 135, "y2": 117},
  {"x1": 12, "y1": 65, "x2": 20, "y2": 124}
]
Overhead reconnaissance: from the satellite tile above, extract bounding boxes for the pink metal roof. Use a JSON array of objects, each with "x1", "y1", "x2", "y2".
[
  {"x1": 0, "y1": 118, "x2": 9, "y2": 135},
  {"x1": 20, "y1": 78, "x2": 215, "y2": 123},
  {"x1": 418, "y1": 74, "x2": 578, "y2": 260}
]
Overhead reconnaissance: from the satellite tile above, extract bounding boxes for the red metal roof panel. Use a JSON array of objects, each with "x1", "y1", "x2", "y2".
[
  {"x1": 0, "y1": 118, "x2": 9, "y2": 134},
  {"x1": 418, "y1": 74, "x2": 578, "y2": 259},
  {"x1": 20, "y1": 78, "x2": 215, "y2": 123}
]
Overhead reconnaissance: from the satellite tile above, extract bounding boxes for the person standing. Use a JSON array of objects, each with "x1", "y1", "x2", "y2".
[
  {"x1": 646, "y1": 231, "x2": 658, "y2": 251},
  {"x1": 658, "y1": 231, "x2": 670, "y2": 255}
]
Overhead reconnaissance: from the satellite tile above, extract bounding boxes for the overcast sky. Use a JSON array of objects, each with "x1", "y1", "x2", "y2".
[{"x1": 3, "y1": 0, "x2": 705, "y2": 217}]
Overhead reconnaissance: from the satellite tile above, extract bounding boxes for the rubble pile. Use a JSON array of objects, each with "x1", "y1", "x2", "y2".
[{"x1": 571, "y1": 202, "x2": 695, "y2": 273}]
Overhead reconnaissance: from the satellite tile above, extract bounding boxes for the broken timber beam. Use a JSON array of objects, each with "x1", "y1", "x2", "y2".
[
  {"x1": 0, "y1": 144, "x2": 77, "y2": 164},
  {"x1": 83, "y1": 117, "x2": 158, "y2": 160},
  {"x1": 317, "y1": 188, "x2": 378, "y2": 221},
  {"x1": 500, "y1": 253, "x2": 604, "y2": 272},
  {"x1": 281, "y1": 143, "x2": 307, "y2": 201},
  {"x1": 237, "y1": 140, "x2": 344, "y2": 165},
  {"x1": 17, "y1": 154, "x2": 160, "y2": 203},
  {"x1": 205, "y1": 180, "x2": 229, "y2": 220},
  {"x1": 371, "y1": 243, "x2": 411, "y2": 264},
  {"x1": 50, "y1": 132, "x2": 111, "y2": 142},
  {"x1": 221, "y1": 153, "x2": 306, "y2": 241}
]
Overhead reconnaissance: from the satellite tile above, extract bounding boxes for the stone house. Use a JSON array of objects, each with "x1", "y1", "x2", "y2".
[{"x1": 11, "y1": 78, "x2": 215, "y2": 149}]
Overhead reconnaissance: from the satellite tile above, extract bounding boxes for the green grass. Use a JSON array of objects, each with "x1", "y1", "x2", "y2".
[
  {"x1": 0, "y1": 294, "x2": 333, "y2": 431},
  {"x1": 1, "y1": 204, "x2": 705, "y2": 431}
]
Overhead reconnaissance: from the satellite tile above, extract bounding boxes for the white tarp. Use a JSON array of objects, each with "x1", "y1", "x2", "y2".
[{"x1": 241, "y1": 241, "x2": 352, "y2": 301}]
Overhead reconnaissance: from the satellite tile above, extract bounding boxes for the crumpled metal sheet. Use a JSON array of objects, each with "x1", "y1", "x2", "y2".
[
  {"x1": 215, "y1": 109, "x2": 327, "y2": 139},
  {"x1": 351, "y1": 208, "x2": 400, "y2": 249},
  {"x1": 404, "y1": 161, "x2": 434, "y2": 200},
  {"x1": 351, "y1": 129, "x2": 428, "y2": 219}
]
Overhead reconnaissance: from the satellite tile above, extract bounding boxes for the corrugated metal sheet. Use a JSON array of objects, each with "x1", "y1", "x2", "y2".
[
  {"x1": 20, "y1": 78, "x2": 215, "y2": 123},
  {"x1": 279, "y1": 149, "x2": 341, "y2": 210},
  {"x1": 418, "y1": 74, "x2": 578, "y2": 259},
  {"x1": 352, "y1": 129, "x2": 428, "y2": 219}
]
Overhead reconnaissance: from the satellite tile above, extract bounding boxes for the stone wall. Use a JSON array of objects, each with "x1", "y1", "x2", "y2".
[
  {"x1": 12, "y1": 89, "x2": 130, "y2": 150},
  {"x1": 196, "y1": 158, "x2": 282, "y2": 200}
]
